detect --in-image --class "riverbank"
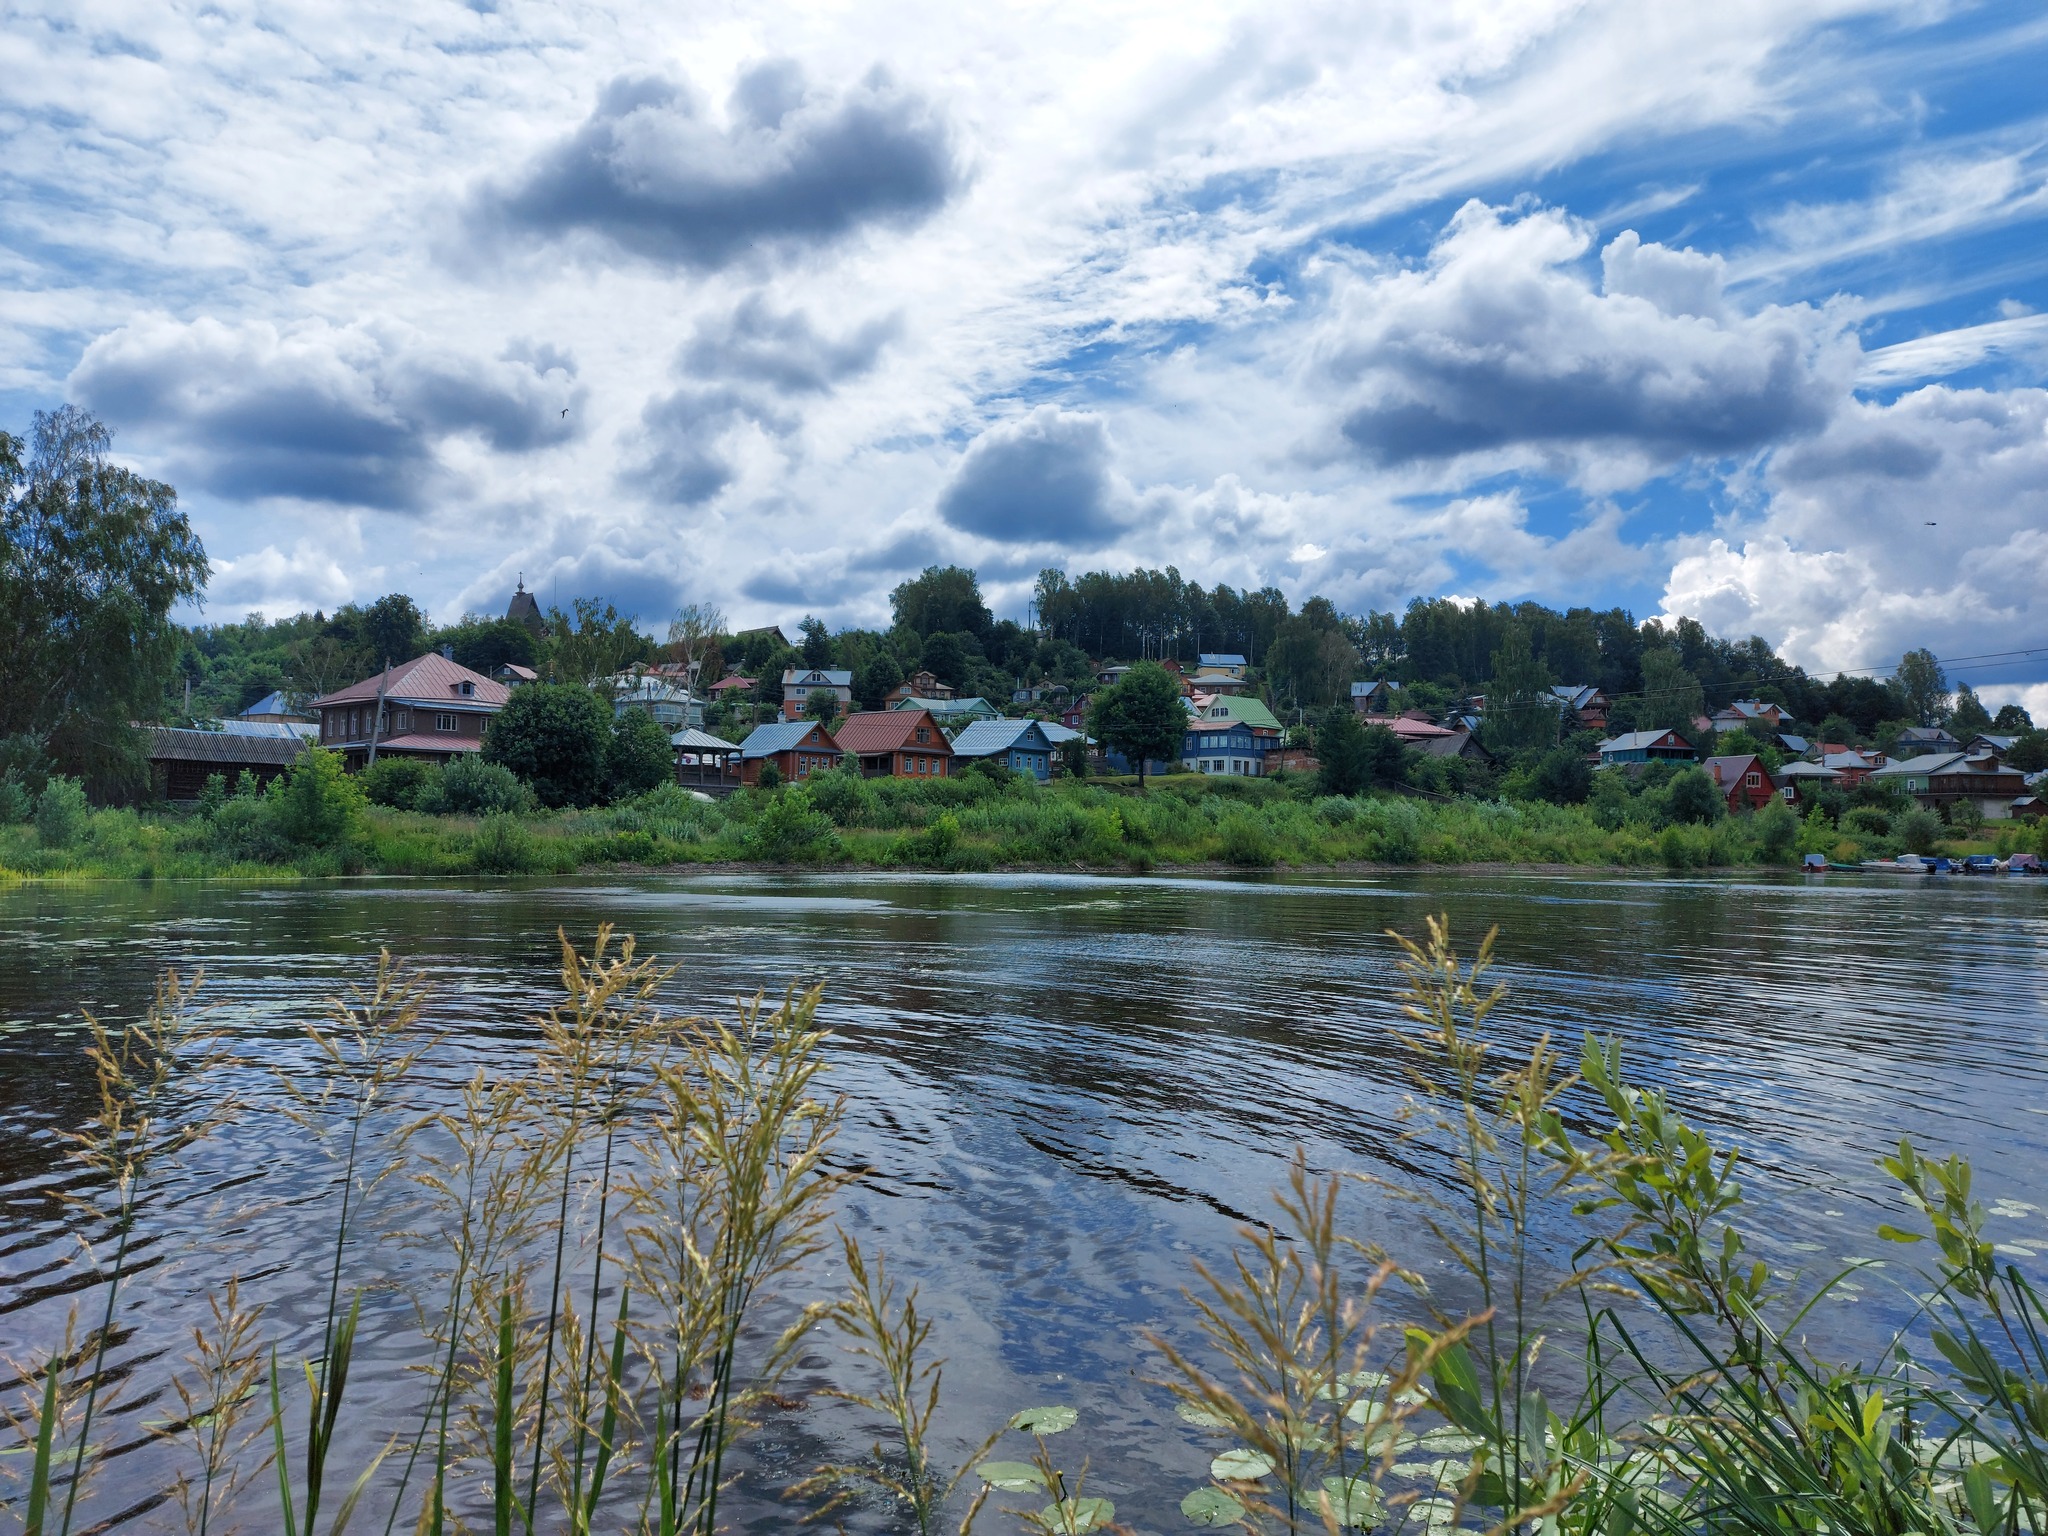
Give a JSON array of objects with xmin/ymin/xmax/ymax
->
[{"xmin": 3, "ymin": 770, "xmax": 2028, "ymax": 881}]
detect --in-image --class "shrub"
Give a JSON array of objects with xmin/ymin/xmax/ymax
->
[
  {"xmin": 1896, "ymin": 805, "xmax": 1942, "ymax": 854},
  {"xmin": 482, "ymin": 684, "xmax": 609, "ymax": 807},
  {"xmin": 1844, "ymin": 805, "xmax": 1892, "ymax": 838},
  {"xmin": 746, "ymin": 785, "xmax": 840, "ymax": 862},
  {"xmin": 896, "ymin": 810, "xmax": 961, "ymax": 866},
  {"xmin": 1364, "ymin": 797, "xmax": 1423, "ymax": 863},
  {"xmin": 470, "ymin": 812, "xmax": 542, "ymax": 874},
  {"xmin": 362, "ymin": 756, "xmax": 442, "ymax": 811},
  {"xmin": 1530, "ymin": 748, "xmax": 1591, "ymax": 806},
  {"xmin": 758, "ymin": 761, "xmax": 783, "ymax": 790},
  {"xmin": 435, "ymin": 755, "xmax": 531, "ymax": 816},
  {"xmin": 197, "ymin": 773, "xmax": 229, "ymax": 818},
  {"xmin": 605, "ymin": 708, "xmax": 675, "ymax": 802},
  {"xmin": 1660, "ymin": 822, "xmax": 1710, "ymax": 868},
  {"xmin": 34, "ymin": 775, "xmax": 90, "ymax": 848},
  {"xmin": 0, "ymin": 775, "xmax": 34, "ymax": 824},
  {"xmin": 1313, "ymin": 795, "xmax": 1358, "ymax": 825},
  {"xmin": 1753, "ymin": 797, "xmax": 1799, "ymax": 861},
  {"xmin": 270, "ymin": 747, "xmax": 365, "ymax": 847},
  {"xmin": 1217, "ymin": 812, "xmax": 1276, "ymax": 867},
  {"xmin": 807, "ymin": 764, "xmax": 879, "ymax": 828},
  {"xmin": 1664, "ymin": 768, "xmax": 1725, "ymax": 825}
]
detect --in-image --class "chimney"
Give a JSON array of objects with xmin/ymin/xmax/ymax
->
[{"xmin": 441, "ymin": 644, "xmax": 454, "ymax": 660}]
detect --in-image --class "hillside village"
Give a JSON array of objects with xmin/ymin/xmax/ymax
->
[{"xmin": 146, "ymin": 564, "xmax": 2048, "ymax": 833}]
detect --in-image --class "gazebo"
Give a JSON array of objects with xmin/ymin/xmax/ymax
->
[{"xmin": 670, "ymin": 727, "xmax": 741, "ymax": 792}]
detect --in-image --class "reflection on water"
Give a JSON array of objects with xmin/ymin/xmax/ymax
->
[{"xmin": 3, "ymin": 870, "xmax": 2046, "ymax": 1530}]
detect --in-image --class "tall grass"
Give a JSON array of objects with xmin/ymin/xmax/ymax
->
[{"xmin": 7, "ymin": 920, "xmax": 2046, "ymax": 1535}]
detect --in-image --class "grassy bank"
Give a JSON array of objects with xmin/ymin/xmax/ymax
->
[{"xmin": 3, "ymin": 766, "xmax": 2035, "ymax": 881}]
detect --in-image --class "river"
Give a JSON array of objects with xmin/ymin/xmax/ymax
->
[{"xmin": 2, "ymin": 870, "xmax": 2045, "ymax": 1531}]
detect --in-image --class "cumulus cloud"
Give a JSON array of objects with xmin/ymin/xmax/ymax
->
[
  {"xmin": 71, "ymin": 317, "xmax": 580, "ymax": 510},
  {"xmin": 1322, "ymin": 202, "xmax": 1856, "ymax": 472},
  {"xmin": 937, "ymin": 406, "xmax": 1129, "ymax": 546},
  {"xmin": 1661, "ymin": 385, "xmax": 2048, "ymax": 672},
  {"xmin": 626, "ymin": 299, "xmax": 897, "ymax": 505},
  {"xmin": 467, "ymin": 63, "xmax": 958, "ymax": 269}
]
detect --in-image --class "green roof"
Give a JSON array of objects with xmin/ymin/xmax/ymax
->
[{"xmin": 1191, "ymin": 695, "xmax": 1281, "ymax": 730}]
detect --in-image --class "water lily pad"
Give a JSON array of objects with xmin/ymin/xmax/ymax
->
[
  {"xmin": 1321, "ymin": 1476, "xmax": 1384, "ymax": 1529},
  {"xmin": 977, "ymin": 1460, "xmax": 1047, "ymax": 1491},
  {"xmin": 1010, "ymin": 1405, "xmax": 1079, "ymax": 1435},
  {"xmin": 1417, "ymin": 1428, "xmax": 1483, "ymax": 1453},
  {"xmin": 1211, "ymin": 1448, "xmax": 1276, "ymax": 1481},
  {"xmin": 1177, "ymin": 1400, "xmax": 1233, "ymax": 1429},
  {"xmin": 1181, "ymin": 1486, "xmax": 1247, "ymax": 1526},
  {"xmin": 1040, "ymin": 1495, "xmax": 1116, "ymax": 1531}
]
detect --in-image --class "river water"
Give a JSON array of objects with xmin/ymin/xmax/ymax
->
[{"xmin": 2, "ymin": 870, "xmax": 2045, "ymax": 1532}]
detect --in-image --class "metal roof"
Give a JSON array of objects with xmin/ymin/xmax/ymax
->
[
  {"xmin": 218, "ymin": 719, "xmax": 319, "ymax": 740},
  {"xmin": 311, "ymin": 654, "xmax": 509, "ymax": 710},
  {"xmin": 834, "ymin": 710, "xmax": 947, "ymax": 756},
  {"xmin": 1599, "ymin": 729, "xmax": 1690, "ymax": 752},
  {"xmin": 239, "ymin": 690, "xmax": 301, "ymax": 718},
  {"xmin": 669, "ymin": 728, "xmax": 740, "ymax": 752},
  {"xmin": 738, "ymin": 721, "xmax": 837, "ymax": 759},
  {"xmin": 145, "ymin": 727, "xmax": 309, "ymax": 766},
  {"xmin": 1197, "ymin": 652, "xmax": 1247, "ymax": 667},
  {"xmin": 951, "ymin": 718, "xmax": 1052, "ymax": 757}
]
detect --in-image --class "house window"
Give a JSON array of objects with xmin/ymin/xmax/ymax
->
[
  {"xmin": 1745, "ymin": 773, "xmax": 1760, "ymax": 788},
  {"xmin": 436, "ymin": 713, "xmax": 456, "ymax": 732},
  {"xmin": 916, "ymin": 728, "xmax": 931, "ymax": 743}
]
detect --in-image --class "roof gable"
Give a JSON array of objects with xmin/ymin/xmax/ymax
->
[
  {"xmin": 834, "ymin": 709, "xmax": 949, "ymax": 756},
  {"xmin": 952, "ymin": 718, "xmax": 1051, "ymax": 756},
  {"xmin": 739, "ymin": 720, "xmax": 839, "ymax": 758}
]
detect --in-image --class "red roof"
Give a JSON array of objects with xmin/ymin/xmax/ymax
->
[
  {"xmin": 1702, "ymin": 754, "xmax": 1769, "ymax": 785},
  {"xmin": 708, "ymin": 675, "xmax": 756, "ymax": 693},
  {"xmin": 833, "ymin": 709, "xmax": 951, "ymax": 757},
  {"xmin": 363, "ymin": 733, "xmax": 485, "ymax": 754},
  {"xmin": 1359, "ymin": 714, "xmax": 1456, "ymax": 740},
  {"xmin": 313, "ymin": 654, "xmax": 509, "ymax": 710}
]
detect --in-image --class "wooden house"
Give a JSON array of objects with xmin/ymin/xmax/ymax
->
[
  {"xmin": 310, "ymin": 653, "xmax": 509, "ymax": 771},
  {"xmin": 832, "ymin": 709, "xmax": 954, "ymax": 779},
  {"xmin": 1702, "ymin": 754, "xmax": 1777, "ymax": 812},
  {"xmin": 735, "ymin": 720, "xmax": 842, "ymax": 785}
]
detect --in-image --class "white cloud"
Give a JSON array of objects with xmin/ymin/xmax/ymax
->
[{"xmin": 1661, "ymin": 385, "xmax": 2048, "ymax": 672}]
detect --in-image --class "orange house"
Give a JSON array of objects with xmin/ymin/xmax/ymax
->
[{"xmin": 831, "ymin": 708, "xmax": 955, "ymax": 779}]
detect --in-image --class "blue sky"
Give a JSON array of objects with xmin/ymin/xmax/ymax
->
[{"xmin": 5, "ymin": 1, "xmax": 2047, "ymax": 705}]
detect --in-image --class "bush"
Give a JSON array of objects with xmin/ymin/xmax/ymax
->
[
  {"xmin": 1530, "ymin": 748, "xmax": 1591, "ymax": 806},
  {"xmin": 757, "ymin": 761, "xmax": 783, "ymax": 790},
  {"xmin": 1217, "ymin": 812, "xmax": 1277, "ymax": 867},
  {"xmin": 808, "ymin": 764, "xmax": 879, "ymax": 828},
  {"xmin": 1664, "ymin": 768, "xmax": 1725, "ymax": 826},
  {"xmin": 270, "ymin": 747, "xmax": 365, "ymax": 847},
  {"xmin": 1753, "ymin": 797, "xmax": 1799, "ymax": 861},
  {"xmin": 34, "ymin": 776, "xmax": 90, "ymax": 847},
  {"xmin": 1844, "ymin": 805, "xmax": 1892, "ymax": 839},
  {"xmin": 435, "ymin": 755, "xmax": 531, "ymax": 816},
  {"xmin": 1660, "ymin": 822, "xmax": 1711, "ymax": 869},
  {"xmin": 0, "ymin": 775, "xmax": 34, "ymax": 824},
  {"xmin": 197, "ymin": 773, "xmax": 229, "ymax": 818},
  {"xmin": 1313, "ymin": 795, "xmax": 1359, "ymax": 825},
  {"xmin": 1896, "ymin": 806, "xmax": 1942, "ymax": 854},
  {"xmin": 746, "ymin": 785, "xmax": 840, "ymax": 862},
  {"xmin": 470, "ymin": 811, "xmax": 541, "ymax": 874},
  {"xmin": 362, "ymin": 756, "xmax": 442, "ymax": 811},
  {"xmin": 605, "ymin": 709, "xmax": 675, "ymax": 802},
  {"xmin": 482, "ymin": 684, "xmax": 609, "ymax": 807}
]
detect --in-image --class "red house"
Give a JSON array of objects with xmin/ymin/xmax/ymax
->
[
  {"xmin": 1702, "ymin": 754, "xmax": 1776, "ymax": 813},
  {"xmin": 832, "ymin": 708, "xmax": 954, "ymax": 779}
]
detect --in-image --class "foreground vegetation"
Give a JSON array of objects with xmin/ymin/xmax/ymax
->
[{"xmin": 7, "ymin": 919, "xmax": 2048, "ymax": 1536}]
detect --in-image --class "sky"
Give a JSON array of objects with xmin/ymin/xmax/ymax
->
[{"xmin": 6, "ymin": 0, "xmax": 2048, "ymax": 707}]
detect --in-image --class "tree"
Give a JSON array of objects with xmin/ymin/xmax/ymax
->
[
  {"xmin": 270, "ymin": 746, "xmax": 366, "ymax": 846},
  {"xmin": 919, "ymin": 632, "xmax": 972, "ymax": 693},
  {"xmin": 606, "ymin": 707, "xmax": 675, "ymax": 801},
  {"xmin": 549, "ymin": 599, "xmax": 654, "ymax": 690},
  {"xmin": 1267, "ymin": 616, "xmax": 1358, "ymax": 710},
  {"xmin": 853, "ymin": 653, "xmax": 902, "ymax": 711},
  {"xmin": 1948, "ymin": 683, "xmax": 1993, "ymax": 739},
  {"xmin": 1315, "ymin": 707, "xmax": 1372, "ymax": 796},
  {"xmin": 438, "ymin": 616, "xmax": 538, "ymax": 675},
  {"xmin": 1892, "ymin": 647, "xmax": 1948, "ymax": 726},
  {"xmin": 1639, "ymin": 647, "xmax": 1705, "ymax": 740},
  {"xmin": 1665, "ymin": 768, "xmax": 1725, "ymax": 825},
  {"xmin": 1992, "ymin": 702, "xmax": 2035, "ymax": 734},
  {"xmin": 799, "ymin": 615, "xmax": 834, "ymax": 668},
  {"xmin": 1531, "ymin": 747, "xmax": 1591, "ymax": 805},
  {"xmin": 803, "ymin": 689, "xmax": 843, "ymax": 732},
  {"xmin": 0, "ymin": 406, "xmax": 208, "ymax": 796},
  {"xmin": 890, "ymin": 565, "xmax": 991, "ymax": 639},
  {"xmin": 1482, "ymin": 623, "xmax": 1555, "ymax": 759},
  {"xmin": 482, "ymin": 683, "xmax": 610, "ymax": 807},
  {"xmin": 356, "ymin": 594, "xmax": 430, "ymax": 668},
  {"xmin": 666, "ymin": 601, "xmax": 726, "ymax": 679},
  {"xmin": 1088, "ymin": 662, "xmax": 1186, "ymax": 787}
]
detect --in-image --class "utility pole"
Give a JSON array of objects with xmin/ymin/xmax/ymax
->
[{"xmin": 366, "ymin": 659, "xmax": 391, "ymax": 767}]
